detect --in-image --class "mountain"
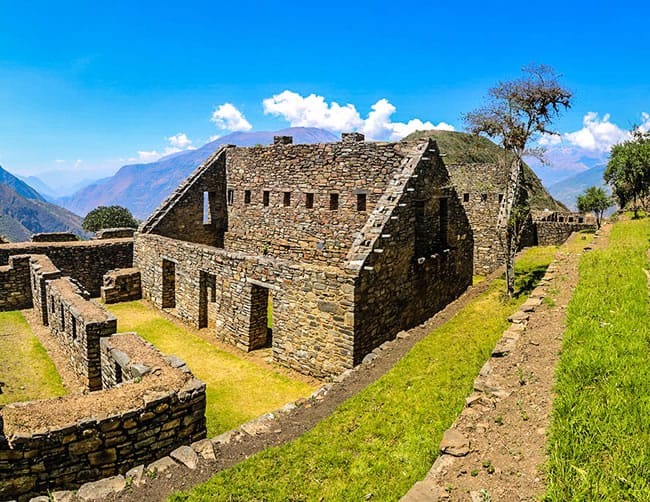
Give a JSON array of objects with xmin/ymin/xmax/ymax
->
[
  {"xmin": 0, "ymin": 165, "xmax": 46, "ymax": 202},
  {"xmin": 18, "ymin": 175, "xmax": 58, "ymax": 200},
  {"xmin": 547, "ymin": 164, "xmax": 608, "ymax": 210},
  {"xmin": 58, "ymin": 127, "xmax": 339, "ymax": 219},
  {"xmin": 403, "ymin": 130, "xmax": 568, "ymax": 211},
  {"xmin": 0, "ymin": 182, "xmax": 86, "ymax": 242}
]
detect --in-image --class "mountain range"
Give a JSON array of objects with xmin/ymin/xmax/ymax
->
[
  {"xmin": 0, "ymin": 165, "xmax": 86, "ymax": 242},
  {"xmin": 546, "ymin": 164, "xmax": 608, "ymax": 211},
  {"xmin": 57, "ymin": 127, "xmax": 339, "ymax": 219}
]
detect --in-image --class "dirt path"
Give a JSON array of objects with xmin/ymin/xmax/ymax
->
[{"xmin": 404, "ymin": 226, "xmax": 609, "ymax": 501}]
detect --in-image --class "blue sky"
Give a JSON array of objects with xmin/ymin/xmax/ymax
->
[{"xmin": 1, "ymin": 0, "xmax": 649, "ymax": 189}]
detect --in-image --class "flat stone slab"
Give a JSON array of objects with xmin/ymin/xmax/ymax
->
[
  {"xmin": 509, "ymin": 310, "xmax": 530, "ymax": 323},
  {"xmin": 440, "ymin": 429, "xmax": 470, "ymax": 457},
  {"xmin": 126, "ymin": 464, "xmax": 145, "ymax": 488},
  {"xmin": 29, "ymin": 497, "xmax": 50, "ymax": 502},
  {"xmin": 147, "ymin": 456, "xmax": 177, "ymax": 474},
  {"xmin": 192, "ymin": 438, "xmax": 217, "ymax": 461},
  {"xmin": 400, "ymin": 479, "xmax": 444, "ymax": 501},
  {"xmin": 51, "ymin": 492, "xmax": 75, "ymax": 502},
  {"xmin": 76, "ymin": 475, "xmax": 126, "ymax": 501},
  {"xmin": 170, "ymin": 445, "xmax": 199, "ymax": 469}
]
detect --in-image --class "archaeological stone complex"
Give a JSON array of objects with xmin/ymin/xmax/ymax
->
[{"xmin": 0, "ymin": 133, "xmax": 594, "ymax": 498}]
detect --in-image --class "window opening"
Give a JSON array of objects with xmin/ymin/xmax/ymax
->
[
  {"xmin": 463, "ymin": 193, "xmax": 470, "ymax": 203},
  {"xmin": 263, "ymin": 191, "xmax": 270, "ymax": 207},
  {"xmin": 244, "ymin": 190, "xmax": 251, "ymax": 204},
  {"xmin": 227, "ymin": 189, "xmax": 235, "ymax": 206},
  {"xmin": 357, "ymin": 193, "xmax": 367, "ymax": 211},
  {"xmin": 330, "ymin": 193, "xmax": 339, "ymax": 210},
  {"xmin": 283, "ymin": 192, "xmax": 291, "ymax": 207},
  {"xmin": 305, "ymin": 192, "xmax": 314, "ymax": 209}
]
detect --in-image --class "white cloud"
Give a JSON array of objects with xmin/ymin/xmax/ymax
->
[
  {"xmin": 211, "ymin": 103, "xmax": 252, "ymax": 132},
  {"xmin": 167, "ymin": 133, "xmax": 192, "ymax": 149},
  {"xmin": 74, "ymin": 159, "xmax": 82, "ymax": 168},
  {"xmin": 262, "ymin": 90, "xmax": 454, "ymax": 141},
  {"xmin": 563, "ymin": 112, "xmax": 630, "ymax": 152},
  {"xmin": 54, "ymin": 159, "xmax": 65, "ymax": 164},
  {"xmin": 136, "ymin": 132, "xmax": 195, "ymax": 163}
]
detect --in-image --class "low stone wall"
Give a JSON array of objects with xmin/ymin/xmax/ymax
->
[
  {"xmin": 95, "ymin": 228, "xmax": 136, "ymax": 240},
  {"xmin": 31, "ymin": 232, "xmax": 79, "ymax": 242},
  {"xmin": 0, "ymin": 255, "xmax": 32, "ymax": 311},
  {"xmin": 0, "ymin": 333, "xmax": 206, "ymax": 500},
  {"xmin": 101, "ymin": 268, "xmax": 142, "ymax": 304},
  {"xmin": 29, "ymin": 254, "xmax": 62, "ymax": 325},
  {"xmin": 0, "ymin": 238, "xmax": 133, "ymax": 296},
  {"xmin": 46, "ymin": 276, "xmax": 117, "ymax": 391},
  {"xmin": 535, "ymin": 221, "xmax": 595, "ymax": 246}
]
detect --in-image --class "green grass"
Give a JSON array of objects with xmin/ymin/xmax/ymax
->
[
  {"xmin": 546, "ymin": 217, "xmax": 650, "ymax": 500},
  {"xmin": 106, "ymin": 301, "xmax": 315, "ymax": 436},
  {"xmin": 0, "ymin": 311, "xmax": 65, "ymax": 405},
  {"xmin": 170, "ymin": 246, "xmax": 556, "ymax": 501}
]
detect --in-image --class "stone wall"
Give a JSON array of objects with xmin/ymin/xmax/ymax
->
[
  {"xmin": 94, "ymin": 228, "xmax": 136, "ymax": 240},
  {"xmin": 0, "ymin": 255, "xmax": 32, "ymax": 311},
  {"xmin": 348, "ymin": 140, "xmax": 474, "ymax": 362},
  {"xmin": 29, "ymin": 254, "xmax": 61, "ymax": 325},
  {"xmin": 135, "ymin": 233, "xmax": 356, "ymax": 377},
  {"xmin": 45, "ymin": 276, "xmax": 117, "ymax": 391},
  {"xmin": 101, "ymin": 268, "xmax": 142, "ymax": 304},
  {"xmin": 0, "ymin": 333, "xmax": 206, "ymax": 500},
  {"xmin": 31, "ymin": 232, "xmax": 79, "ymax": 242},
  {"xmin": 535, "ymin": 221, "xmax": 595, "ymax": 246},
  {"xmin": 0, "ymin": 238, "xmax": 133, "ymax": 296}
]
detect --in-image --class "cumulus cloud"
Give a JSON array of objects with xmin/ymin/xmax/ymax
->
[
  {"xmin": 211, "ymin": 103, "xmax": 252, "ymax": 132},
  {"xmin": 563, "ymin": 112, "xmax": 630, "ymax": 152},
  {"xmin": 263, "ymin": 90, "xmax": 454, "ymax": 141},
  {"xmin": 136, "ymin": 132, "xmax": 195, "ymax": 163}
]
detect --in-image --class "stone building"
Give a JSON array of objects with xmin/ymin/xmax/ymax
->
[{"xmin": 135, "ymin": 134, "xmax": 474, "ymax": 377}]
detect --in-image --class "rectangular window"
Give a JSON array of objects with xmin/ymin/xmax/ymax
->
[
  {"xmin": 227, "ymin": 189, "xmax": 235, "ymax": 206},
  {"xmin": 283, "ymin": 191, "xmax": 291, "ymax": 207},
  {"xmin": 330, "ymin": 193, "xmax": 339, "ymax": 210},
  {"xmin": 357, "ymin": 193, "xmax": 367, "ymax": 212},
  {"xmin": 72, "ymin": 319, "xmax": 77, "ymax": 340},
  {"xmin": 244, "ymin": 190, "xmax": 251, "ymax": 204},
  {"xmin": 263, "ymin": 190, "xmax": 270, "ymax": 207},
  {"xmin": 305, "ymin": 192, "xmax": 314, "ymax": 209},
  {"xmin": 463, "ymin": 193, "xmax": 470, "ymax": 203},
  {"xmin": 498, "ymin": 193, "xmax": 504, "ymax": 203},
  {"xmin": 480, "ymin": 193, "xmax": 487, "ymax": 202}
]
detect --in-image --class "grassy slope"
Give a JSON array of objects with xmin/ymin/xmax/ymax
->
[
  {"xmin": 546, "ymin": 218, "xmax": 650, "ymax": 499},
  {"xmin": 404, "ymin": 130, "xmax": 567, "ymax": 211},
  {"xmin": 0, "ymin": 311, "xmax": 66, "ymax": 405},
  {"xmin": 106, "ymin": 301, "xmax": 315, "ymax": 436},
  {"xmin": 171, "ymin": 246, "xmax": 557, "ymax": 501}
]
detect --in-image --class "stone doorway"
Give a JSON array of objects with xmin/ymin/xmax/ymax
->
[
  {"xmin": 199, "ymin": 271, "xmax": 217, "ymax": 329},
  {"xmin": 249, "ymin": 284, "xmax": 272, "ymax": 350},
  {"xmin": 161, "ymin": 259, "xmax": 176, "ymax": 308}
]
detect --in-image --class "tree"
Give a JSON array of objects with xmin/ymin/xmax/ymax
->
[
  {"xmin": 82, "ymin": 205, "xmax": 138, "ymax": 233},
  {"xmin": 464, "ymin": 64, "xmax": 572, "ymax": 296},
  {"xmin": 576, "ymin": 186, "xmax": 611, "ymax": 229},
  {"xmin": 604, "ymin": 129, "xmax": 650, "ymax": 218}
]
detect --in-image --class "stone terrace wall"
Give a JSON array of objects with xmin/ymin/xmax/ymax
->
[
  {"xmin": 222, "ymin": 137, "xmax": 408, "ymax": 265},
  {"xmin": 0, "ymin": 255, "xmax": 32, "ymax": 311},
  {"xmin": 46, "ymin": 277, "xmax": 117, "ymax": 391},
  {"xmin": 101, "ymin": 268, "xmax": 142, "ymax": 304},
  {"xmin": 94, "ymin": 228, "xmax": 136, "ymax": 240},
  {"xmin": 135, "ymin": 233, "xmax": 356, "ymax": 376},
  {"xmin": 348, "ymin": 140, "xmax": 474, "ymax": 362},
  {"xmin": 0, "ymin": 238, "xmax": 133, "ymax": 296},
  {"xmin": 0, "ymin": 333, "xmax": 206, "ymax": 500},
  {"xmin": 535, "ymin": 221, "xmax": 595, "ymax": 246}
]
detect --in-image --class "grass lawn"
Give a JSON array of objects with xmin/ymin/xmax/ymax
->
[
  {"xmin": 546, "ymin": 218, "xmax": 650, "ymax": 500},
  {"xmin": 0, "ymin": 311, "xmax": 65, "ymax": 406},
  {"xmin": 170, "ymin": 246, "xmax": 557, "ymax": 501},
  {"xmin": 106, "ymin": 301, "xmax": 316, "ymax": 436}
]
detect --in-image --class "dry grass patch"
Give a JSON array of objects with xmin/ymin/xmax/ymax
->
[
  {"xmin": 106, "ymin": 301, "xmax": 317, "ymax": 436},
  {"xmin": 0, "ymin": 311, "xmax": 65, "ymax": 406}
]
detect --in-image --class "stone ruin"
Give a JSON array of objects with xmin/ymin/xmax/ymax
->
[{"xmin": 0, "ymin": 134, "xmax": 595, "ymax": 498}]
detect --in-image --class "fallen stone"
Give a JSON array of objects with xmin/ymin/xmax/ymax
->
[
  {"xmin": 362, "ymin": 352, "xmax": 377, "ymax": 364},
  {"xmin": 509, "ymin": 310, "xmax": 530, "ymax": 323},
  {"xmin": 147, "ymin": 456, "xmax": 177, "ymax": 475},
  {"xmin": 170, "ymin": 445, "xmax": 199, "ymax": 469},
  {"xmin": 29, "ymin": 497, "xmax": 50, "ymax": 502},
  {"xmin": 396, "ymin": 330, "xmax": 410, "ymax": 339},
  {"xmin": 212, "ymin": 429, "xmax": 237, "ymax": 445},
  {"xmin": 241, "ymin": 418, "xmax": 273, "ymax": 436},
  {"xmin": 126, "ymin": 464, "xmax": 145, "ymax": 487},
  {"xmin": 51, "ymin": 491, "xmax": 75, "ymax": 502},
  {"xmin": 281, "ymin": 402, "xmax": 297, "ymax": 413},
  {"xmin": 76, "ymin": 475, "xmax": 126, "ymax": 501},
  {"xmin": 192, "ymin": 438, "xmax": 217, "ymax": 461},
  {"xmin": 333, "ymin": 369, "xmax": 353, "ymax": 383},
  {"xmin": 400, "ymin": 479, "xmax": 445, "ymax": 501},
  {"xmin": 439, "ymin": 429, "xmax": 470, "ymax": 457}
]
